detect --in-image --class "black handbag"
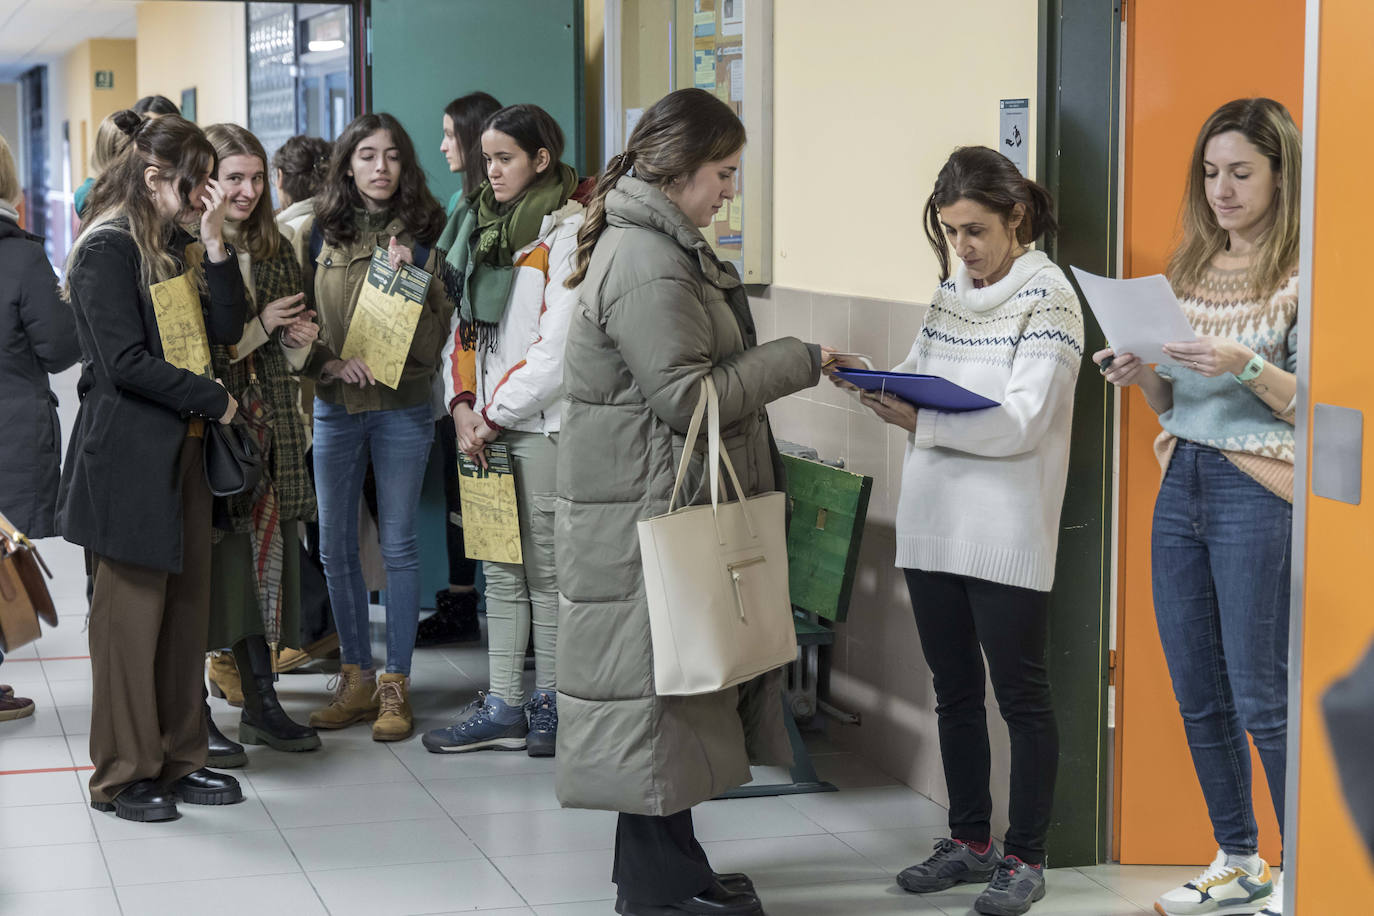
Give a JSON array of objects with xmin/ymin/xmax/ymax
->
[{"xmin": 203, "ymin": 417, "xmax": 263, "ymax": 497}]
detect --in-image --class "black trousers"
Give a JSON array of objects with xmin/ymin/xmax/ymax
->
[
  {"xmin": 436, "ymin": 417, "xmax": 477, "ymax": 587},
  {"xmin": 904, "ymin": 568, "xmax": 1059, "ymax": 865},
  {"xmin": 613, "ymin": 810, "xmax": 714, "ymax": 905}
]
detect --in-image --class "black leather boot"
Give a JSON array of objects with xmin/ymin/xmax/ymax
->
[
  {"xmin": 167, "ymin": 768, "xmax": 244, "ymax": 805},
  {"xmin": 206, "ymin": 689, "xmax": 247, "ymax": 768},
  {"xmin": 614, "ymin": 881, "xmax": 764, "ymax": 916},
  {"xmin": 414, "ymin": 589, "xmax": 481, "ymax": 647},
  {"xmin": 92, "ymin": 779, "xmax": 179, "ymax": 822},
  {"xmin": 234, "ymin": 635, "xmax": 322, "ymax": 752}
]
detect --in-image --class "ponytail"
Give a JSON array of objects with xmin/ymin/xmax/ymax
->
[
  {"xmin": 923, "ymin": 146, "xmax": 1057, "ymax": 282},
  {"xmin": 565, "ymin": 150, "xmax": 636, "ymax": 288}
]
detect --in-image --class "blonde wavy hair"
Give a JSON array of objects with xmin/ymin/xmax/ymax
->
[
  {"xmin": 1167, "ymin": 98, "xmax": 1301, "ymax": 299},
  {"xmin": 204, "ymin": 123, "xmax": 279, "ymax": 261},
  {"xmin": 89, "ymin": 114, "xmax": 129, "ymax": 179},
  {"xmin": 0, "ymin": 132, "xmax": 19, "ymax": 205}
]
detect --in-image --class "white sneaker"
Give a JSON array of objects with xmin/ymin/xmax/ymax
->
[
  {"xmin": 1256, "ymin": 873, "xmax": 1282, "ymax": 915},
  {"xmin": 1153, "ymin": 849, "xmax": 1273, "ymax": 916}
]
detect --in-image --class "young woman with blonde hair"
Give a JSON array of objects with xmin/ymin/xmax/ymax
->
[
  {"xmin": 59, "ymin": 110, "xmax": 247, "ymax": 821},
  {"xmin": 200, "ymin": 122, "xmax": 322, "ymax": 764},
  {"xmin": 1095, "ymin": 97, "xmax": 1300, "ymax": 916},
  {"xmin": 74, "ymin": 114, "xmax": 130, "ymax": 218}
]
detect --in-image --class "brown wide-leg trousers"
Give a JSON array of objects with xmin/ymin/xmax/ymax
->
[{"xmin": 88, "ymin": 436, "xmax": 212, "ymax": 804}]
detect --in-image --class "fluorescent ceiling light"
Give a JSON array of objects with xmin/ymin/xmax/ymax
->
[{"xmin": 308, "ymin": 39, "xmax": 345, "ymax": 52}]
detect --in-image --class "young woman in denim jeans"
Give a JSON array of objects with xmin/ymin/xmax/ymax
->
[
  {"xmin": 1095, "ymin": 98, "xmax": 1300, "ymax": 916},
  {"xmin": 298, "ymin": 113, "xmax": 450, "ymax": 742}
]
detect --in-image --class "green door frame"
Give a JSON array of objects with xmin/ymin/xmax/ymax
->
[{"xmin": 1037, "ymin": 0, "xmax": 1122, "ymax": 867}]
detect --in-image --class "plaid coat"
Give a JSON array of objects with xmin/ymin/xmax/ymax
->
[{"xmin": 210, "ymin": 232, "xmax": 316, "ymax": 529}]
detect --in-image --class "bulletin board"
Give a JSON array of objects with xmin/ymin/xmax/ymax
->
[{"xmin": 605, "ymin": 0, "xmax": 773, "ymax": 283}]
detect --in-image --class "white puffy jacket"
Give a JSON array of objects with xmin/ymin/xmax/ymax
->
[{"xmin": 440, "ymin": 200, "xmax": 584, "ymax": 434}]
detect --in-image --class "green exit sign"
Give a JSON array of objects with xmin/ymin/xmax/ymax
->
[{"xmin": 94, "ymin": 71, "xmax": 114, "ymax": 90}]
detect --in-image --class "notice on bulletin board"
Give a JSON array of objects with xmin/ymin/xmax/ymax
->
[{"xmin": 1000, "ymin": 98, "xmax": 1030, "ymax": 177}]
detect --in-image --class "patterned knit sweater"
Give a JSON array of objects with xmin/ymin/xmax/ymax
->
[
  {"xmin": 892, "ymin": 250, "xmax": 1085, "ymax": 592},
  {"xmin": 1154, "ymin": 266, "xmax": 1299, "ymax": 501}
]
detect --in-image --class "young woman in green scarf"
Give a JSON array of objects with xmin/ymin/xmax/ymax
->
[{"xmin": 427, "ymin": 104, "xmax": 590, "ymax": 757}]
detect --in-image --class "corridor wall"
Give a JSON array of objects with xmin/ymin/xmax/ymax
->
[{"xmin": 135, "ymin": 1, "xmax": 248, "ymax": 127}]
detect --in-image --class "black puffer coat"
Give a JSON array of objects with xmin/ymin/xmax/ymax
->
[{"xmin": 0, "ymin": 215, "xmax": 80, "ymax": 537}]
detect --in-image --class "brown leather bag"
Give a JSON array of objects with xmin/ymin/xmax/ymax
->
[{"xmin": 0, "ymin": 511, "xmax": 57, "ymax": 653}]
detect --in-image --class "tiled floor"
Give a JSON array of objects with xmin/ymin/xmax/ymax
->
[{"xmin": 0, "ymin": 535, "xmax": 1204, "ymax": 916}]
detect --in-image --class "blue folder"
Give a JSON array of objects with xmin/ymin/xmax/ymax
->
[{"xmin": 833, "ymin": 368, "xmax": 1000, "ymax": 412}]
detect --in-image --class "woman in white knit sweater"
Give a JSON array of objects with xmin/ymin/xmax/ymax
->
[{"xmin": 827, "ymin": 146, "xmax": 1084, "ymax": 916}]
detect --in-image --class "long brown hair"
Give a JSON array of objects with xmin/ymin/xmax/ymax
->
[
  {"xmin": 314, "ymin": 112, "xmax": 444, "ymax": 248},
  {"xmin": 445, "ymin": 92, "xmax": 502, "ymax": 196},
  {"xmin": 65, "ymin": 110, "xmax": 216, "ymax": 296},
  {"xmin": 205, "ymin": 123, "xmax": 279, "ymax": 261},
  {"xmin": 922, "ymin": 146, "xmax": 1057, "ymax": 283},
  {"xmin": 272, "ymin": 135, "xmax": 333, "ymax": 205},
  {"xmin": 1167, "ymin": 98, "xmax": 1300, "ymax": 299},
  {"xmin": 566, "ymin": 88, "xmax": 746, "ymax": 288}
]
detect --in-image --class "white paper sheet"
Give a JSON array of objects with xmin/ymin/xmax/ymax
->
[{"xmin": 1070, "ymin": 267, "xmax": 1198, "ymax": 367}]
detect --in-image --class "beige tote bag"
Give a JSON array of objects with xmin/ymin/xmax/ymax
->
[{"xmin": 637, "ymin": 376, "xmax": 798, "ymax": 696}]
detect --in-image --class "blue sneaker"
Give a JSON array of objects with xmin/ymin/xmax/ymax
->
[
  {"xmin": 525, "ymin": 691, "xmax": 557, "ymax": 758},
  {"xmin": 421, "ymin": 693, "xmax": 528, "ymax": 753}
]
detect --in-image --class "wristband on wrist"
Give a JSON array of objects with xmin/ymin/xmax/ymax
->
[{"xmin": 1234, "ymin": 354, "xmax": 1266, "ymax": 383}]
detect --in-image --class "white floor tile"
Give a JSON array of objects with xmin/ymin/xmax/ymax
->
[
  {"xmin": 920, "ymin": 866, "xmax": 1147, "ymax": 915},
  {"xmin": 491, "ymin": 848, "xmax": 615, "ymax": 906},
  {"xmin": 55, "ymin": 704, "xmax": 91, "ymax": 736},
  {"xmin": 811, "ymin": 752, "xmax": 902, "ymax": 789},
  {"xmin": 65, "ymin": 732, "xmax": 93, "ymax": 767},
  {"xmin": 692, "ymin": 796, "xmax": 827, "ymax": 842},
  {"xmin": 0, "ymin": 769, "xmax": 87, "ymax": 807},
  {"xmin": 0, "ymin": 735, "xmax": 75, "ymax": 772},
  {"xmin": 393, "ymin": 740, "xmax": 558, "ymax": 781},
  {"xmin": 32, "ymin": 622, "xmax": 93, "ymax": 659},
  {"xmin": 257, "ymin": 780, "xmax": 447, "ymax": 829},
  {"xmin": 0, "ymin": 842, "xmax": 109, "ymax": 893},
  {"xmin": 782, "ymin": 785, "xmax": 949, "ymax": 833},
  {"xmin": 90, "ymin": 794, "xmax": 276, "ymax": 842},
  {"xmin": 308, "ymin": 859, "xmax": 525, "ymax": 916},
  {"xmin": 0, "ymin": 700, "xmax": 66, "ymax": 739},
  {"xmin": 101, "ymin": 828, "xmax": 300, "ymax": 886},
  {"xmin": 39, "ymin": 656, "xmax": 95, "ymax": 681},
  {"xmin": 0, "ymin": 886, "xmax": 121, "ymax": 915},
  {"xmin": 533, "ymin": 903, "xmax": 617, "ymax": 916},
  {"xmin": 701, "ymin": 833, "xmax": 887, "ymax": 889},
  {"xmin": 426, "ymin": 772, "xmax": 564, "ymax": 818},
  {"xmin": 833, "ymin": 826, "xmax": 946, "ymax": 875},
  {"xmin": 282, "ymin": 816, "xmax": 481, "ymax": 870},
  {"xmin": 46, "ymin": 677, "xmax": 93, "ymax": 707},
  {"xmin": 0, "ymin": 801, "xmax": 96, "ymax": 848},
  {"xmin": 456, "ymin": 806, "xmax": 618, "ymax": 857},
  {"xmin": 1077, "ymin": 863, "xmax": 1202, "ymax": 912},
  {"xmin": 749, "ymin": 876, "xmax": 945, "ymax": 915},
  {"xmin": 0, "ymin": 665, "xmax": 55, "ymax": 705},
  {"xmin": 241, "ymin": 743, "xmax": 417, "ymax": 792},
  {"xmin": 116, "ymin": 873, "xmax": 328, "ymax": 916}
]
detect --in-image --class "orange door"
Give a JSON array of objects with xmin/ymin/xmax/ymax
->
[
  {"xmin": 1115, "ymin": 0, "xmax": 1304, "ymax": 865},
  {"xmin": 1291, "ymin": 0, "xmax": 1374, "ymax": 909}
]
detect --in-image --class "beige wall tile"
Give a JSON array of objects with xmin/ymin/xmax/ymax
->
[
  {"xmin": 889, "ymin": 302, "xmax": 927, "ymax": 367},
  {"xmin": 848, "ymin": 297, "xmax": 892, "ymax": 370},
  {"xmin": 747, "ymin": 288, "xmax": 777, "ymax": 344},
  {"xmin": 773, "ymin": 287, "xmax": 813, "ymax": 346}
]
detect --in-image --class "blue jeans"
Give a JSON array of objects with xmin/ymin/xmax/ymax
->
[
  {"xmin": 313, "ymin": 399, "xmax": 433, "ymax": 675},
  {"xmin": 1152, "ymin": 440, "xmax": 1291, "ymax": 855}
]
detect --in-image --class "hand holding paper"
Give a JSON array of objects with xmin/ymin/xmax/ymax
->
[{"xmin": 1070, "ymin": 267, "xmax": 1197, "ymax": 366}]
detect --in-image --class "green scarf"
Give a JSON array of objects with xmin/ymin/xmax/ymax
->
[
  {"xmin": 436, "ymin": 162, "xmax": 578, "ymax": 349},
  {"xmin": 354, "ymin": 206, "xmax": 393, "ymax": 235}
]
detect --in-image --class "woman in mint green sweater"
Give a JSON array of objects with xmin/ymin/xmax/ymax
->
[{"xmin": 1095, "ymin": 98, "xmax": 1299, "ymax": 916}]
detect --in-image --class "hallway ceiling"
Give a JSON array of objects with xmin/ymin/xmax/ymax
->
[{"xmin": 0, "ymin": 0, "xmax": 139, "ymax": 81}]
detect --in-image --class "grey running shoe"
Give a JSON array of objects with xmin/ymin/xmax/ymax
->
[
  {"xmin": 974, "ymin": 855, "xmax": 1046, "ymax": 916},
  {"xmin": 897, "ymin": 837, "xmax": 1001, "ymax": 893}
]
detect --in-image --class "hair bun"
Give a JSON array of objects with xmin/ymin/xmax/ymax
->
[{"xmin": 111, "ymin": 109, "xmax": 145, "ymax": 138}]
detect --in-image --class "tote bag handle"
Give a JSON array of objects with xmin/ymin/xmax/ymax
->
[{"xmin": 666, "ymin": 376, "xmax": 756, "ymax": 543}]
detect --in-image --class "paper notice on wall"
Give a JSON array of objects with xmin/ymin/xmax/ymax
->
[
  {"xmin": 729, "ymin": 197, "xmax": 742, "ymax": 232},
  {"xmin": 694, "ymin": 10, "xmax": 715, "ymax": 37},
  {"xmin": 729, "ymin": 58, "xmax": 744, "ymax": 101},
  {"xmin": 999, "ymin": 98, "xmax": 1030, "ymax": 177},
  {"xmin": 694, "ymin": 50, "xmax": 716, "ymax": 89},
  {"xmin": 721, "ymin": 0, "xmax": 744, "ymax": 35},
  {"xmin": 149, "ymin": 270, "xmax": 212, "ymax": 378},
  {"xmin": 339, "ymin": 248, "xmax": 430, "ymax": 389}
]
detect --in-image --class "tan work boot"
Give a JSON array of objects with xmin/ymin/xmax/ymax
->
[
  {"xmin": 274, "ymin": 633, "xmax": 341, "ymax": 673},
  {"xmin": 207, "ymin": 652, "xmax": 243, "ymax": 707},
  {"xmin": 308, "ymin": 664, "xmax": 379, "ymax": 729},
  {"xmin": 371, "ymin": 673, "xmax": 413, "ymax": 742}
]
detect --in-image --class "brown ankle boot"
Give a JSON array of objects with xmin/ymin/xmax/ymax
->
[
  {"xmin": 371, "ymin": 673, "xmax": 412, "ymax": 742},
  {"xmin": 308, "ymin": 664, "xmax": 378, "ymax": 729},
  {"xmin": 207, "ymin": 652, "xmax": 243, "ymax": 707}
]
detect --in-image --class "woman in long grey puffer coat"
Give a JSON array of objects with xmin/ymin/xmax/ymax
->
[{"xmin": 555, "ymin": 89, "xmax": 821, "ymax": 916}]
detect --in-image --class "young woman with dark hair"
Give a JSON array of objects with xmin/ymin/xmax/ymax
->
[
  {"xmin": 273, "ymin": 135, "xmax": 334, "ymax": 257},
  {"xmin": 827, "ymin": 145, "xmax": 1083, "ymax": 915},
  {"xmin": 199, "ymin": 122, "xmax": 322, "ymax": 766},
  {"xmin": 299, "ymin": 112, "xmax": 451, "ymax": 743},
  {"xmin": 132, "ymin": 94, "xmax": 180, "ymax": 117},
  {"xmin": 414, "ymin": 90, "xmax": 503, "ymax": 650},
  {"xmin": 1096, "ymin": 98, "xmax": 1299, "ymax": 916},
  {"xmin": 58, "ymin": 110, "xmax": 248, "ymax": 822},
  {"xmin": 423, "ymin": 103, "xmax": 589, "ymax": 756},
  {"xmin": 553, "ymin": 88, "xmax": 822, "ymax": 916}
]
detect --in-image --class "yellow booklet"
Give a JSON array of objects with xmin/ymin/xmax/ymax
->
[
  {"xmin": 457, "ymin": 442, "xmax": 522, "ymax": 565},
  {"xmin": 339, "ymin": 248, "xmax": 430, "ymax": 389},
  {"xmin": 149, "ymin": 269, "xmax": 212, "ymax": 378}
]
